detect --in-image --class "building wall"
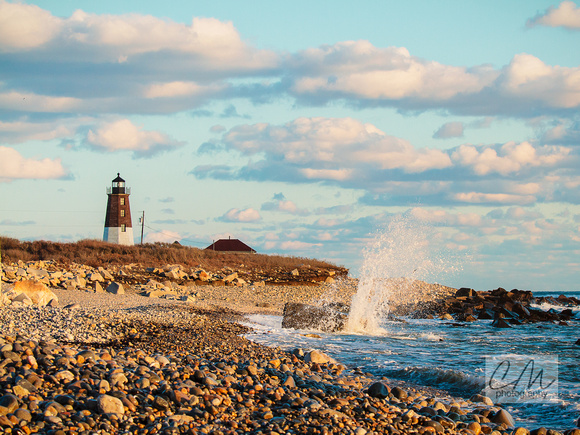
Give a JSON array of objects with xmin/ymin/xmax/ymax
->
[
  {"xmin": 103, "ymin": 226, "xmax": 134, "ymax": 246},
  {"xmin": 104, "ymin": 194, "xmax": 132, "ymax": 228}
]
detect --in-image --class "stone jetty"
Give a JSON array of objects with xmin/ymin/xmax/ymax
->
[{"xmin": 401, "ymin": 287, "xmax": 580, "ymax": 326}]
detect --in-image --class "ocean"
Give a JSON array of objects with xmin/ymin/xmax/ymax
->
[
  {"xmin": 243, "ymin": 216, "xmax": 580, "ymax": 430},
  {"xmin": 243, "ymin": 290, "xmax": 580, "ymax": 430}
]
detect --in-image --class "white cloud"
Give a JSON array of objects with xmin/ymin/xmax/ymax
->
[
  {"xmin": 0, "ymin": 119, "xmax": 76, "ymax": 144},
  {"xmin": 0, "ymin": 146, "xmax": 66, "ymax": 181},
  {"xmin": 501, "ymin": 54, "xmax": 580, "ymax": 108},
  {"xmin": 144, "ymin": 81, "xmax": 225, "ymax": 99},
  {"xmin": 527, "ymin": 1, "xmax": 580, "ymax": 30},
  {"xmin": 85, "ymin": 119, "xmax": 184, "ymax": 157},
  {"xmin": 451, "ymin": 141, "xmax": 569, "ymax": 175},
  {"xmin": 0, "ymin": 3, "xmax": 277, "ymax": 69},
  {"xmin": 409, "ymin": 208, "xmax": 482, "ymax": 227},
  {"xmin": 0, "ymin": 1, "xmax": 62, "ymax": 51},
  {"xmin": 223, "ymin": 117, "xmax": 452, "ymax": 176},
  {"xmin": 195, "ymin": 117, "xmax": 580, "ymax": 207},
  {"xmin": 287, "ymin": 41, "xmax": 580, "ymax": 115},
  {"xmin": 280, "ymin": 240, "xmax": 322, "ymax": 250},
  {"xmin": 289, "ymin": 41, "xmax": 496, "ymax": 100},
  {"xmin": 261, "ymin": 197, "xmax": 309, "ymax": 215},
  {"xmin": 220, "ymin": 208, "xmax": 261, "ymax": 222},
  {"xmin": 453, "ymin": 192, "xmax": 536, "ymax": 205},
  {"xmin": 433, "ymin": 122, "xmax": 464, "ymax": 139}
]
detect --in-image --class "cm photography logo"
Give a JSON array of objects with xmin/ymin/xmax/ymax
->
[{"xmin": 484, "ymin": 355, "xmax": 558, "ymax": 404}]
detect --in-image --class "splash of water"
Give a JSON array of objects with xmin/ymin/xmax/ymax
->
[{"xmin": 346, "ymin": 214, "xmax": 460, "ymax": 334}]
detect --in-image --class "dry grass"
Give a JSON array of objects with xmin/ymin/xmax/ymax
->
[{"xmin": 0, "ymin": 237, "xmax": 347, "ymax": 275}]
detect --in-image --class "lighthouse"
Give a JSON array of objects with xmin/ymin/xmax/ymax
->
[{"xmin": 103, "ymin": 173, "xmax": 134, "ymax": 245}]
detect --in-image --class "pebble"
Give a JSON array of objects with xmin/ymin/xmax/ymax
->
[{"xmin": 0, "ymin": 283, "xmax": 569, "ymax": 435}]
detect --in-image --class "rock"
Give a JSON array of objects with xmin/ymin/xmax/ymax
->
[
  {"xmin": 87, "ymin": 272, "xmax": 104, "ymax": 282},
  {"xmin": 0, "ymin": 394, "xmax": 19, "ymax": 414},
  {"xmin": 367, "ymin": 381, "xmax": 390, "ymax": 399},
  {"xmin": 470, "ymin": 394, "xmax": 493, "ymax": 406},
  {"xmin": 97, "ymin": 394, "xmax": 125, "ymax": 415},
  {"xmin": 283, "ymin": 376, "xmax": 296, "ymax": 388},
  {"xmin": 11, "ymin": 280, "xmax": 58, "ymax": 307},
  {"xmin": 153, "ymin": 396, "xmax": 170, "ymax": 411},
  {"xmin": 224, "ymin": 272, "xmax": 238, "ymax": 283},
  {"xmin": 456, "ymin": 288, "xmax": 476, "ymax": 297},
  {"xmin": 492, "ymin": 315, "xmax": 512, "ymax": 328},
  {"xmin": 304, "ymin": 350, "xmax": 334, "ymax": 364},
  {"xmin": 106, "ymin": 282, "xmax": 124, "ymax": 294},
  {"xmin": 167, "ymin": 415, "xmax": 194, "ymax": 425},
  {"xmin": 513, "ymin": 428, "xmax": 530, "ymax": 435},
  {"xmin": 94, "ymin": 282, "xmax": 105, "ymax": 293},
  {"xmin": 282, "ymin": 302, "xmax": 347, "ymax": 332},
  {"xmin": 492, "ymin": 409, "xmax": 515, "ymax": 427},
  {"xmin": 391, "ymin": 386, "xmax": 408, "ymax": 400},
  {"xmin": 291, "ymin": 269, "xmax": 299, "ymax": 276}
]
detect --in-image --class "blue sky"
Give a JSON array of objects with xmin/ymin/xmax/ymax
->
[{"xmin": 1, "ymin": 0, "xmax": 580, "ymax": 291}]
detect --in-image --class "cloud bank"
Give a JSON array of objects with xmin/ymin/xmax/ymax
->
[{"xmin": 192, "ymin": 117, "xmax": 577, "ymax": 206}]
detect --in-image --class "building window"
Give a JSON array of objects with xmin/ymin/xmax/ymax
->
[
  {"xmin": 120, "ymin": 210, "xmax": 125, "ymax": 217},
  {"xmin": 120, "ymin": 197, "xmax": 125, "ymax": 205},
  {"xmin": 121, "ymin": 224, "xmax": 126, "ymax": 232}
]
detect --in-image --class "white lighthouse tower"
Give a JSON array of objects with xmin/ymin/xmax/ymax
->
[{"xmin": 103, "ymin": 173, "xmax": 134, "ymax": 245}]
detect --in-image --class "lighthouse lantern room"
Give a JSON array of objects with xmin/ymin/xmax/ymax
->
[{"xmin": 103, "ymin": 173, "xmax": 134, "ymax": 245}]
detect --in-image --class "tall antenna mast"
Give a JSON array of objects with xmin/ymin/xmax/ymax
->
[{"xmin": 140, "ymin": 211, "xmax": 145, "ymax": 245}]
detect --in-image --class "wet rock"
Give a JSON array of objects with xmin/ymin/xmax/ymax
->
[
  {"xmin": 391, "ymin": 386, "xmax": 408, "ymax": 400},
  {"xmin": 456, "ymin": 288, "xmax": 476, "ymax": 297},
  {"xmin": 282, "ymin": 302, "xmax": 347, "ymax": 332},
  {"xmin": 470, "ymin": 394, "xmax": 493, "ymax": 406},
  {"xmin": 492, "ymin": 315, "xmax": 512, "ymax": 328},
  {"xmin": 492, "ymin": 409, "xmax": 515, "ymax": 427},
  {"xmin": 367, "ymin": 381, "xmax": 390, "ymax": 399},
  {"xmin": 304, "ymin": 349, "xmax": 334, "ymax": 364}
]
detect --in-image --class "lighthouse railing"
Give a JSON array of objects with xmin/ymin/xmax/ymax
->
[{"xmin": 106, "ymin": 187, "xmax": 131, "ymax": 194}]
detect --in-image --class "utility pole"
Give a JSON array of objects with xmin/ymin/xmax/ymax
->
[{"xmin": 140, "ymin": 211, "xmax": 145, "ymax": 245}]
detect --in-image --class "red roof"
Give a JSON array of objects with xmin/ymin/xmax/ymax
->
[{"xmin": 205, "ymin": 238, "xmax": 256, "ymax": 253}]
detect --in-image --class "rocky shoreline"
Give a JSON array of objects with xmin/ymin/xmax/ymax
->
[
  {"xmin": 2, "ymin": 290, "xmax": 569, "ymax": 435},
  {"xmin": 2, "ymin": 261, "xmax": 580, "ymax": 434}
]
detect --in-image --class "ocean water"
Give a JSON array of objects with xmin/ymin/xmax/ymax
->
[
  {"xmin": 244, "ymin": 217, "xmax": 580, "ymax": 430},
  {"xmin": 243, "ymin": 294, "xmax": 580, "ymax": 430}
]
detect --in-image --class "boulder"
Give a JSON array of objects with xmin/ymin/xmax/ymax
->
[
  {"xmin": 492, "ymin": 317, "xmax": 511, "ymax": 328},
  {"xmin": 106, "ymin": 282, "xmax": 125, "ymax": 295},
  {"xmin": 367, "ymin": 382, "xmax": 390, "ymax": 399},
  {"xmin": 9, "ymin": 281, "xmax": 58, "ymax": 307},
  {"xmin": 304, "ymin": 350, "xmax": 334, "ymax": 364},
  {"xmin": 491, "ymin": 409, "xmax": 515, "ymax": 427},
  {"xmin": 455, "ymin": 288, "xmax": 476, "ymax": 297},
  {"xmin": 282, "ymin": 302, "xmax": 347, "ymax": 332}
]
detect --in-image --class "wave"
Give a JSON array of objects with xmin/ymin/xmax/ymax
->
[{"xmin": 378, "ymin": 365, "xmax": 485, "ymax": 396}]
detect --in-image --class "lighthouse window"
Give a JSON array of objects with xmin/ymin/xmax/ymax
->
[
  {"xmin": 120, "ymin": 198, "xmax": 125, "ymax": 205},
  {"xmin": 121, "ymin": 224, "xmax": 126, "ymax": 232},
  {"xmin": 120, "ymin": 210, "xmax": 125, "ymax": 217}
]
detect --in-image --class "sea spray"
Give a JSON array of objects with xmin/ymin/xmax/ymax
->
[{"xmin": 346, "ymin": 214, "xmax": 460, "ymax": 333}]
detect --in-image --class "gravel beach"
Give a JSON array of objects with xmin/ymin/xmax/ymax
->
[{"xmin": 0, "ymin": 283, "xmax": 570, "ymax": 435}]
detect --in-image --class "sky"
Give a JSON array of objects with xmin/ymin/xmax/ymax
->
[{"xmin": 1, "ymin": 0, "xmax": 580, "ymax": 291}]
